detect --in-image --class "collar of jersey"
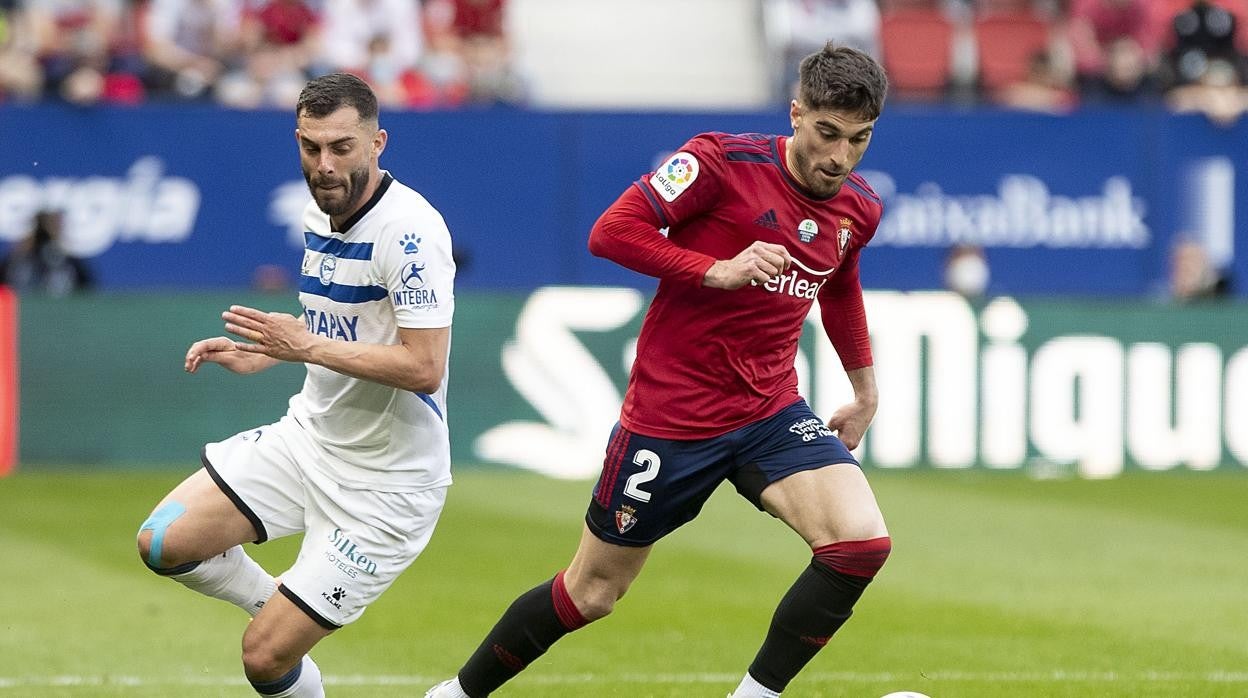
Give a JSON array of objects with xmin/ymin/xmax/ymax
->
[{"xmin": 332, "ymin": 171, "xmax": 394, "ymax": 233}]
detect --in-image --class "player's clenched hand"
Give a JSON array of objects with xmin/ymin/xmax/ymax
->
[
  {"xmin": 185, "ymin": 336, "xmax": 273, "ymax": 374},
  {"xmin": 223, "ymin": 305, "xmax": 316, "ymax": 363},
  {"xmin": 703, "ymin": 241, "xmax": 792, "ymax": 290},
  {"xmin": 826, "ymin": 398, "xmax": 877, "ymax": 451}
]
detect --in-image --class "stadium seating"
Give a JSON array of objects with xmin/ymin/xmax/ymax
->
[
  {"xmin": 972, "ymin": 10, "xmax": 1054, "ymax": 92},
  {"xmin": 880, "ymin": 7, "xmax": 956, "ymax": 99}
]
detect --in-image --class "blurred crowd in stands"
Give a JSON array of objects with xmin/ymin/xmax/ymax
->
[
  {"xmin": 0, "ymin": 0, "xmax": 520, "ymax": 107},
  {"xmin": 0, "ymin": 0, "xmax": 1246, "ymax": 123},
  {"xmin": 768, "ymin": 0, "xmax": 1248, "ymax": 123}
]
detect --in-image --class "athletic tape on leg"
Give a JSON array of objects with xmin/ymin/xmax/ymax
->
[{"xmin": 139, "ymin": 502, "xmax": 187, "ymax": 567}]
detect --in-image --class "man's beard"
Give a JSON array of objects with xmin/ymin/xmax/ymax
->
[
  {"xmin": 305, "ymin": 166, "xmax": 370, "ymax": 217},
  {"xmin": 791, "ymin": 148, "xmax": 840, "ymax": 198}
]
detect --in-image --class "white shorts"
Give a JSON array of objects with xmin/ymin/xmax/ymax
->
[{"xmin": 202, "ymin": 415, "xmax": 447, "ymax": 628}]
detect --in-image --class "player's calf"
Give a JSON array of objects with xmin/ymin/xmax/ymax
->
[
  {"xmin": 740, "ymin": 536, "xmax": 892, "ymax": 695},
  {"xmin": 452, "ymin": 570, "xmax": 590, "ymax": 697}
]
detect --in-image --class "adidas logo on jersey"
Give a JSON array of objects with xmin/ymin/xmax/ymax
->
[{"xmin": 753, "ymin": 209, "xmax": 780, "ymax": 231}]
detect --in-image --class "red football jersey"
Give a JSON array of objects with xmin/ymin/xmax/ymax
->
[{"xmin": 588, "ymin": 132, "xmax": 883, "ymax": 439}]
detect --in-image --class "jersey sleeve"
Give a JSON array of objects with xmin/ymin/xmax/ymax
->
[
  {"xmin": 586, "ymin": 134, "xmax": 726, "ymax": 284},
  {"xmin": 818, "ymin": 194, "xmax": 883, "ymax": 370},
  {"xmin": 373, "ymin": 210, "xmax": 455, "ymax": 330},
  {"xmin": 635, "ymin": 133, "xmax": 726, "ymax": 228},
  {"xmin": 587, "ymin": 186, "xmax": 718, "ymax": 284},
  {"xmin": 818, "ymin": 244, "xmax": 872, "ymax": 371}
]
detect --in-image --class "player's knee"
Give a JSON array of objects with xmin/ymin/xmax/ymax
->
[
  {"xmin": 575, "ymin": 594, "xmax": 615, "ymax": 621},
  {"xmin": 569, "ymin": 576, "xmax": 630, "ymax": 621},
  {"xmin": 812, "ymin": 536, "xmax": 892, "ymax": 580},
  {"xmin": 136, "ymin": 502, "xmax": 198, "ymax": 571},
  {"xmin": 136, "ymin": 531, "xmax": 202, "ymax": 574},
  {"xmin": 240, "ymin": 633, "xmax": 301, "ymax": 682},
  {"xmin": 135, "ymin": 530, "xmax": 157, "ymax": 565}
]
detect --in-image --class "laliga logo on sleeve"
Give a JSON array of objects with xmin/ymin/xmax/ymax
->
[{"xmin": 649, "ymin": 152, "xmax": 699, "ymax": 203}]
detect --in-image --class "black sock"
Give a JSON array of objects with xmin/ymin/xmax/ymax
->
[
  {"xmin": 458, "ymin": 572, "xmax": 587, "ymax": 697},
  {"xmin": 747, "ymin": 537, "xmax": 890, "ymax": 692}
]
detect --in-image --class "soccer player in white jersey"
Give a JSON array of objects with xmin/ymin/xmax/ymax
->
[{"xmin": 135, "ymin": 73, "xmax": 456, "ymax": 698}]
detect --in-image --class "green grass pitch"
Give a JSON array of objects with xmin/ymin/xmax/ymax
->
[{"xmin": 1, "ymin": 467, "xmax": 1245, "ymax": 697}]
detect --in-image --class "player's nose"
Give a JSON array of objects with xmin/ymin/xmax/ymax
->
[
  {"xmin": 828, "ymin": 139, "xmax": 851, "ymax": 168},
  {"xmin": 317, "ymin": 151, "xmax": 335, "ymax": 174}
]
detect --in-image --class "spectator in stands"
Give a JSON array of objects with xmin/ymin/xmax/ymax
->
[
  {"xmin": 0, "ymin": 209, "xmax": 94, "ymax": 296},
  {"xmin": 1166, "ymin": 55, "xmax": 1248, "ymax": 124},
  {"xmin": 0, "ymin": 0, "xmax": 45, "ymax": 100},
  {"xmin": 225, "ymin": 0, "xmax": 320, "ymax": 108},
  {"xmin": 994, "ymin": 48, "xmax": 1080, "ymax": 113},
  {"xmin": 318, "ymin": 0, "xmax": 426, "ymax": 107},
  {"xmin": 1083, "ymin": 36, "xmax": 1164, "ymax": 103},
  {"xmin": 424, "ymin": 0, "xmax": 525, "ymax": 105},
  {"xmin": 1078, "ymin": 34, "xmax": 1163, "ymax": 103},
  {"xmin": 142, "ymin": 0, "xmax": 246, "ymax": 101},
  {"xmin": 763, "ymin": 0, "xmax": 881, "ymax": 101},
  {"xmin": 1068, "ymin": 0, "xmax": 1160, "ymax": 89},
  {"xmin": 1165, "ymin": 0, "xmax": 1248, "ymax": 87},
  {"xmin": 22, "ymin": 0, "xmax": 142, "ymax": 104}
]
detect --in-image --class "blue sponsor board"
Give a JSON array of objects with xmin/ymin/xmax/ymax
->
[{"xmin": 0, "ymin": 105, "xmax": 1243, "ymax": 296}]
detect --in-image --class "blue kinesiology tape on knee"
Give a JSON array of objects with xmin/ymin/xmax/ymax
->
[{"xmin": 139, "ymin": 501, "xmax": 187, "ymax": 568}]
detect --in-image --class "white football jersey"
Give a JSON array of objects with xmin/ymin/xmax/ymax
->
[{"xmin": 289, "ymin": 172, "xmax": 454, "ymax": 491}]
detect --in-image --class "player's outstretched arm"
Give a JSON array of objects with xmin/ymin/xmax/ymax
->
[
  {"xmin": 223, "ymin": 305, "xmax": 448, "ymax": 393},
  {"xmin": 185, "ymin": 336, "xmax": 281, "ymax": 375},
  {"xmin": 702, "ymin": 241, "xmax": 793, "ymax": 290},
  {"xmin": 825, "ymin": 365, "xmax": 878, "ymax": 450}
]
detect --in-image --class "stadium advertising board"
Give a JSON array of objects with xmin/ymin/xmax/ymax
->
[
  {"xmin": 15, "ymin": 291, "xmax": 1248, "ymax": 477},
  {"xmin": 472, "ymin": 288, "xmax": 1248, "ymax": 479},
  {"xmin": 0, "ymin": 106, "xmax": 1243, "ymax": 296}
]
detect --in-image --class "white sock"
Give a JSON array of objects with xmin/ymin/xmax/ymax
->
[
  {"xmin": 254, "ymin": 656, "xmax": 324, "ymax": 697},
  {"xmin": 171, "ymin": 545, "xmax": 277, "ymax": 616},
  {"xmin": 430, "ymin": 677, "xmax": 470, "ymax": 698},
  {"xmin": 731, "ymin": 672, "xmax": 781, "ymax": 698}
]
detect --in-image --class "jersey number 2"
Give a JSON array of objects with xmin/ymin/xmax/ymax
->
[{"xmin": 623, "ymin": 449, "xmax": 661, "ymax": 503}]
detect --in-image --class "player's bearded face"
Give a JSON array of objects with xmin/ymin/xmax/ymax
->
[
  {"xmin": 788, "ymin": 103, "xmax": 875, "ymax": 198},
  {"xmin": 296, "ymin": 107, "xmax": 385, "ymax": 218},
  {"xmin": 305, "ymin": 162, "xmax": 370, "ymax": 217}
]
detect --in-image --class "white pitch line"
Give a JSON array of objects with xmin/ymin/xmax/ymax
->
[{"xmin": 2, "ymin": 671, "xmax": 1247, "ymax": 688}]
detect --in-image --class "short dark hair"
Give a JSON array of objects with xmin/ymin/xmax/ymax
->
[
  {"xmin": 296, "ymin": 73, "xmax": 379, "ymax": 124},
  {"xmin": 797, "ymin": 43, "xmax": 888, "ymax": 120}
]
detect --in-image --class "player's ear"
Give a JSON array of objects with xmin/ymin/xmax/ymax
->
[
  {"xmin": 789, "ymin": 100, "xmax": 802, "ymax": 132},
  {"xmin": 374, "ymin": 129, "xmax": 388, "ymax": 157}
]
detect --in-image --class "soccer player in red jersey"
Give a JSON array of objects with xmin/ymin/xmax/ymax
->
[{"xmin": 428, "ymin": 43, "xmax": 890, "ymax": 698}]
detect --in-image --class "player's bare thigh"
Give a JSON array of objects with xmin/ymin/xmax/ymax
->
[
  {"xmin": 760, "ymin": 464, "xmax": 888, "ymax": 548},
  {"xmin": 563, "ymin": 523, "xmax": 652, "ymax": 620},
  {"xmin": 137, "ymin": 468, "xmax": 260, "ymax": 567},
  {"xmin": 241, "ymin": 589, "xmax": 335, "ymax": 680}
]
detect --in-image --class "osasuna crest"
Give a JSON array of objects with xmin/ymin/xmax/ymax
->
[
  {"xmin": 838, "ymin": 218, "xmax": 853, "ymax": 253},
  {"xmin": 797, "ymin": 219, "xmax": 818, "ymax": 243},
  {"xmin": 615, "ymin": 505, "xmax": 638, "ymax": 534}
]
